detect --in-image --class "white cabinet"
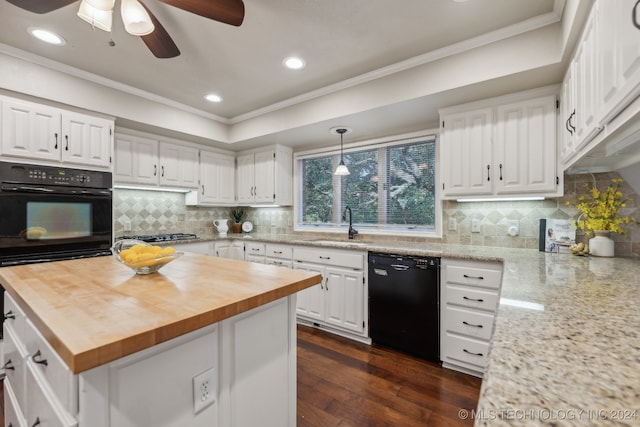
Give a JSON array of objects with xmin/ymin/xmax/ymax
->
[
  {"xmin": 265, "ymin": 244, "xmax": 294, "ymax": 269},
  {"xmin": 214, "ymin": 240, "xmax": 245, "ymax": 260},
  {"xmin": 236, "ymin": 145, "xmax": 292, "ymax": 206},
  {"xmin": 560, "ymin": 9, "xmax": 602, "ymax": 163},
  {"xmin": 1, "ymin": 96, "xmax": 112, "ymax": 169},
  {"xmin": 293, "ymin": 246, "xmax": 366, "ymax": 337},
  {"xmin": 3, "ymin": 292, "xmax": 78, "ymax": 427},
  {"xmin": 114, "ymin": 132, "xmax": 198, "ymax": 189},
  {"xmin": 494, "ymin": 95, "xmax": 557, "ymax": 194},
  {"xmin": 245, "ymin": 241, "xmax": 266, "ymax": 263},
  {"xmin": 440, "ymin": 258, "xmax": 503, "ymax": 377},
  {"xmin": 440, "ymin": 87, "xmax": 561, "ymax": 199},
  {"xmin": 170, "ymin": 241, "xmax": 212, "ymax": 255},
  {"xmin": 185, "ymin": 150, "xmax": 235, "ymax": 206},
  {"xmin": 440, "ymin": 107, "xmax": 493, "ymax": 197},
  {"xmin": 597, "ymin": 0, "xmax": 640, "ymax": 125}
]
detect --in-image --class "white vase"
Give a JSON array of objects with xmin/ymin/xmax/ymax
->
[
  {"xmin": 589, "ymin": 230, "xmax": 615, "ymax": 257},
  {"xmin": 213, "ymin": 218, "xmax": 229, "ymax": 236}
]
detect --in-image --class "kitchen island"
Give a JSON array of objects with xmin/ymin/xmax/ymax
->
[{"xmin": 0, "ymin": 252, "xmax": 321, "ymax": 427}]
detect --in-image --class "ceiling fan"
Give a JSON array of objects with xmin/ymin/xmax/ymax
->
[{"xmin": 7, "ymin": 0, "xmax": 245, "ymax": 58}]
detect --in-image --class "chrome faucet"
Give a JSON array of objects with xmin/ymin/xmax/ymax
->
[{"xmin": 342, "ymin": 206, "xmax": 358, "ymax": 240}]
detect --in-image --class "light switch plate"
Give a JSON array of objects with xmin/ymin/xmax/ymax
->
[
  {"xmin": 448, "ymin": 218, "xmax": 457, "ymax": 231},
  {"xmin": 471, "ymin": 219, "xmax": 481, "ymax": 233}
]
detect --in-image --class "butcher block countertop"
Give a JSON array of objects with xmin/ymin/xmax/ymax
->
[{"xmin": 0, "ymin": 253, "xmax": 321, "ymax": 374}]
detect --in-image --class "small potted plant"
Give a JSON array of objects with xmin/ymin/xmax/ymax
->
[{"xmin": 230, "ymin": 208, "xmax": 245, "ymax": 233}]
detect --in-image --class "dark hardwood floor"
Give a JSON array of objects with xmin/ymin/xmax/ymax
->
[
  {"xmin": 297, "ymin": 325, "xmax": 482, "ymax": 427},
  {"xmin": 0, "ymin": 325, "xmax": 481, "ymax": 426}
]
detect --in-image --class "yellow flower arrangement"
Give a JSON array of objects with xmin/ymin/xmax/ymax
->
[{"xmin": 566, "ymin": 178, "xmax": 636, "ymax": 236}]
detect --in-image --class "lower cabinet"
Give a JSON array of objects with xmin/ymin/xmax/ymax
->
[
  {"xmin": 440, "ymin": 258, "xmax": 503, "ymax": 377},
  {"xmin": 293, "ymin": 246, "xmax": 367, "ymax": 338},
  {"xmin": 213, "ymin": 240, "xmax": 245, "ymax": 260},
  {"xmin": 171, "ymin": 242, "xmax": 212, "ymax": 255}
]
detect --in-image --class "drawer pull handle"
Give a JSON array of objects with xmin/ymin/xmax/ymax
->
[
  {"xmin": 463, "ymin": 321, "xmax": 483, "ymax": 328},
  {"xmin": 319, "ymin": 256, "xmax": 331, "ymax": 260},
  {"xmin": 463, "ymin": 349, "xmax": 484, "ymax": 357},
  {"xmin": 4, "ymin": 310, "xmax": 16, "ymax": 320},
  {"xmin": 0, "ymin": 359, "xmax": 15, "ymax": 380},
  {"xmin": 251, "ymin": 248, "xmax": 260, "ymax": 251},
  {"xmin": 273, "ymin": 251, "xmax": 283, "ymax": 254},
  {"xmin": 32, "ymin": 418, "xmax": 41, "ymax": 427},
  {"xmin": 463, "ymin": 274, "xmax": 484, "ymax": 280},
  {"xmin": 32, "ymin": 350, "xmax": 48, "ymax": 366},
  {"xmin": 463, "ymin": 296, "xmax": 484, "ymax": 302}
]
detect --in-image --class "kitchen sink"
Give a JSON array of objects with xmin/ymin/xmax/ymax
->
[{"xmin": 304, "ymin": 239, "xmax": 370, "ymax": 247}]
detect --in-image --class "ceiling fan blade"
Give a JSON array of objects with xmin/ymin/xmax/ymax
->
[
  {"xmin": 139, "ymin": 1, "xmax": 181, "ymax": 58},
  {"xmin": 6, "ymin": 0, "xmax": 76, "ymax": 14},
  {"xmin": 158, "ymin": 0, "xmax": 244, "ymax": 26}
]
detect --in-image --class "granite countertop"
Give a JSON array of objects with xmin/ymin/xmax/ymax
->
[
  {"xmin": 0, "ymin": 253, "xmax": 320, "ymax": 373},
  {"xmin": 181, "ymin": 233, "xmax": 640, "ymax": 426}
]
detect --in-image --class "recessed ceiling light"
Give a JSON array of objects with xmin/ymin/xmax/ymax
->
[
  {"xmin": 28, "ymin": 27, "xmax": 66, "ymax": 45},
  {"xmin": 205, "ymin": 94, "xmax": 222, "ymax": 103},
  {"xmin": 283, "ymin": 56, "xmax": 306, "ymax": 70}
]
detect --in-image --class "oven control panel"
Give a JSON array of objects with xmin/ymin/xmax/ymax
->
[{"xmin": 0, "ymin": 161, "xmax": 112, "ymax": 188}]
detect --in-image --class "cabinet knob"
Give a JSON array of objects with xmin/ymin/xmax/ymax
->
[{"xmin": 32, "ymin": 350, "xmax": 48, "ymax": 366}]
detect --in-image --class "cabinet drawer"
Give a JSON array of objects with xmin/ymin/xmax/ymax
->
[
  {"xmin": 5, "ymin": 292, "xmax": 28, "ymax": 340},
  {"xmin": 445, "ymin": 263, "xmax": 502, "ymax": 289},
  {"xmin": 265, "ymin": 244, "xmax": 292, "ymax": 259},
  {"xmin": 245, "ymin": 242, "xmax": 266, "ymax": 256},
  {"xmin": 444, "ymin": 284, "xmax": 499, "ymax": 312},
  {"xmin": 293, "ymin": 247, "xmax": 364, "ymax": 270},
  {"xmin": 4, "ymin": 378, "xmax": 27, "ymax": 427},
  {"xmin": 443, "ymin": 332, "xmax": 490, "ymax": 369},
  {"xmin": 266, "ymin": 258, "xmax": 293, "ymax": 269},
  {"xmin": 4, "ymin": 326, "xmax": 27, "ymax": 413},
  {"xmin": 24, "ymin": 320, "xmax": 77, "ymax": 413},
  {"xmin": 445, "ymin": 306, "xmax": 495, "ymax": 341},
  {"xmin": 26, "ymin": 365, "xmax": 77, "ymax": 427}
]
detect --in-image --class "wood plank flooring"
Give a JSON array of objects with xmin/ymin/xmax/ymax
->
[
  {"xmin": 297, "ymin": 325, "xmax": 482, "ymax": 427},
  {"xmin": 0, "ymin": 325, "xmax": 481, "ymax": 426}
]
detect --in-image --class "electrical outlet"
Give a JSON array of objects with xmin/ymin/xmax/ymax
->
[
  {"xmin": 123, "ymin": 218, "xmax": 131, "ymax": 232},
  {"xmin": 448, "ymin": 218, "xmax": 457, "ymax": 231},
  {"xmin": 507, "ymin": 220, "xmax": 519, "ymax": 237},
  {"xmin": 471, "ymin": 219, "xmax": 481, "ymax": 233},
  {"xmin": 193, "ymin": 367, "xmax": 216, "ymax": 414}
]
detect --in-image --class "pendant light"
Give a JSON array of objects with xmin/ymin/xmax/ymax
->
[
  {"xmin": 77, "ymin": 0, "xmax": 114, "ymax": 32},
  {"xmin": 332, "ymin": 127, "xmax": 351, "ymax": 176}
]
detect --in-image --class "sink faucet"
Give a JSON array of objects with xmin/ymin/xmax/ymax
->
[{"xmin": 342, "ymin": 206, "xmax": 358, "ymax": 240}]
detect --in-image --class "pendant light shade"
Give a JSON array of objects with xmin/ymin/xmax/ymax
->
[
  {"xmin": 121, "ymin": 0, "xmax": 155, "ymax": 36},
  {"xmin": 85, "ymin": 0, "xmax": 115, "ymax": 11},
  {"xmin": 78, "ymin": 0, "xmax": 113, "ymax": 32},
  {"xmin": 332, "ymin": 127, "xmax": 351, "ymax": 176}
]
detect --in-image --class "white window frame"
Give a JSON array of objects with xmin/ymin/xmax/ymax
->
[{"xmin": 293, "ymin": 130, "xmax": 442, "ymax": 238}]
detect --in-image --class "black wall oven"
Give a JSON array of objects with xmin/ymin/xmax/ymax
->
[{"xmin": 0, "ymin": 161, "xmax": 113, "ymax": 267}]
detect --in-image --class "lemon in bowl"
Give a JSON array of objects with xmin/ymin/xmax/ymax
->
[{"xmin": 112, "ymin": 239, "xmax": 183, "ymax": 274}]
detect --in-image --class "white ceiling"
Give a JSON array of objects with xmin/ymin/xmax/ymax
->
[{"xmin": 0, "ymin": 0, "xmax": 580, "ymax": 150}]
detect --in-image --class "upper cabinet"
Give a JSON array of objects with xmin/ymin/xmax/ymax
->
[
  {"xmin": 440, "ymin": 87, "xmax": 560, "ymax": 200},
  {"xmin": 562, "ymin": 0, "xmax": 640, "ymax": 171},
  {"xmin": 236, "ymin": 145, "xmax": 293, "ymax": 206},
  {"xmin": 114, "ymin": 132, "xmax": 199, "ymax": 189},
  {"xmin": 185, "ymin": 149, "xmax": 236, "ymax": 206},
  {"xmin": 1, "ymin": 96, "xmax": 113, "ymax": 169}
]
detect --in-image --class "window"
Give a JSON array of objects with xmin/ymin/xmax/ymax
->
[{"xmin": 296, "ymin": 135, "xmax": 439, "ymax": 235}]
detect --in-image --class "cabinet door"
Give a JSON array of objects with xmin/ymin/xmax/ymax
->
[
  {"xmin": 494, "ymin": 95, "xmax": 556, "ymax": 194},
  {"xmin": 560, "ymin": 65, "xmax": 576, "ymax": 162},
  {"xmin": 236, "ymin": 154, "xmax": 255, "ymax": 204},
  {"xmin": 61, "ymin": 112, "xmax": 112, "ymax": 168},
  {"xmin": 324, "ymin": 267, "xmax": 365, "ymax": 334},
  {"xmin": 214, "ymin": 241, "xmax": 231, "ymax": 258},
  {"xmin": 440, "ymin": 108, "xmax": 493, "ymax": 197},
  {"xmin": 597, "ymin": 0, "xmax": 640, "ymax": 123},
  {"xmin": 572, "ymin": 11, "xmax": 599, "ymax": 150},
  {"xmin": 199, "ymin": 151, "xmax": 236, "ymax": 205},
  {"xmin": 1, "ymin": 98, "xmax": 61, "ymax": 162},
  {"xmin": 253, "ymin": 150, "xmax": 275, "ymax": 203},
  {"xmin": 159, "ymin": 142, "xmax": 198, "ymax": 188},
  {"xmin": 293, "ymin": 263, "xmax": 324, "ymax": 321}
]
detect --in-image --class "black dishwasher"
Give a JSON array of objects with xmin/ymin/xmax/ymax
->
[{"xmin": 368, "ymin": 252, "xmax": 440, "ymax": 362}]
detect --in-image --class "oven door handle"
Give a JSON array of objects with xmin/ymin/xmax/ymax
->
[{"xmin": 0, "ymin": 183, "xmax": 111, "ymax": 196}]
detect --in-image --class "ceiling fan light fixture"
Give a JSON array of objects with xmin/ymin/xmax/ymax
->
[
  {"xmin": 85, "ymin": 0, "xmax": 115, "ymax": 11},
  {"xmin": 121, "ymin": 0, "xmax": 155, "ymax": 36},
  {"xmin": 78, "ymin": 0, "xmax": 113, "ymax": 32}
]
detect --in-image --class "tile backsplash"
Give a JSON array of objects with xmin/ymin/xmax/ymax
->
[{"xmin": 114, "ymin": 172, "xmax": 640, "ymax": 257}]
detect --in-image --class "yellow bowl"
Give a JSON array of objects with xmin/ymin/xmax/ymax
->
[{"xmin": 112, "ymin": 239, "xmax": 183, "ymax": 275}]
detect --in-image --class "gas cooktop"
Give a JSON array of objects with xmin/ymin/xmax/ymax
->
[{"xmin": 117, "ymin": 233, "xmax": 198, "ymax": 243}]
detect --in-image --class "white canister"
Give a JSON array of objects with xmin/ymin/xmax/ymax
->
[
  {"xmin": 589, "ymin": 230, "xmax": 615, "ymax": 257},
  {"xmin": 213, "ymin": 219, "xmax": 229, "ymax": 236}
]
